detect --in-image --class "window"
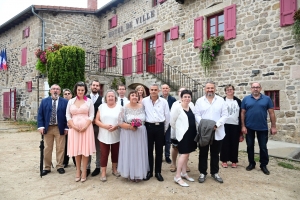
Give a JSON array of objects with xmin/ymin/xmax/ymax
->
[
  {"xmin": 108, "ymin": 15, "xmax": 117, "ymax": 29},
  {"xmin": 23, "ymin": 27, "xmax": 30, "ymax": 38},
  {"xmin": 107, "ymin": 48, "xmax": 112, "ymax": 67},
  {"xmin": 265, "ymin": 90, "xmax": 280, "ymax": 110},
  {"xmin": 280, "ymin": 0, "xmax": 297, "ymax": 27},
  {"xmin": 207, "ymin": 13, "xmax": 224, "ymax": 38},
  {"xmin": 21, "ymin": 47, "xmax": 27, "ymax": 66},
  {"xmin": 194, "ymin": 4, "xmax": 236, "ymax": 48},
  {"xmin": 165, "ymin": 30, "xmax": 170, "ymax": 42}
]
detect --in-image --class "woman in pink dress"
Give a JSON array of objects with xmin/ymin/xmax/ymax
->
[{"xmin": 66, "ymin": 81, "xmax": 96, "ymax": 182}]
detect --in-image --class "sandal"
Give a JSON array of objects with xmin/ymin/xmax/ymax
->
[
  {"xmin": 170, "ymin": 165, "xmax": 177, "ymax": 172},
  {"xmin": 232, "ymin": 163, "xmax": 237, "ymax": 168},
  {"xmin": 221, "ymin": 162, "xmax": 228, "ymax": 168},
  {"xmin": 112, "ymin": 171, "xmax": 121, "ymax": 177}
]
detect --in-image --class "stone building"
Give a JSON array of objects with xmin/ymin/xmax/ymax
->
[{"xmin": 0, "ymin": 0, "xmax": 299, "ymax": 143}]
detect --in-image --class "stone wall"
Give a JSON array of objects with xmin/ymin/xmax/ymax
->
[{"xmin": 96, "ymin": 0, "xmax": 300, "ymax": 143}]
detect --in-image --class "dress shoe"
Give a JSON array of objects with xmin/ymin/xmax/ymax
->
[
  {"xmin": 174, "ymin": 177, "xmax": 189, "ymax": 187},
  {"xmin": 91, "ymin": 168, "xmax": 100, "ymax": 177},
  {"xmin": 211, "ymin": 173, "xmax": 223, "ymax": 183},
  {"xmin": 57, "ymin": 168, "xmax": 65, "ymax": 174},
  {"xmin": 155, "ymin": 173, "xmax": 164, "ymax": 182},
  {"xmin": 246, "ymin": 164, "xmax": 256, "ymax": 171},
  {"xmin": 198, "ymin": 173, "xmax": 206, "ymax": 183},
  {"xmin": 63, "ymin": 163, "xmax": 68, "ymax": 168},
  {"xmin": 42, "ymin": 170, "xmax": 51, "ymax": 176},
  {"xmin": 86, "ymin": 169, "xmax": 91, "ymax": 177},
  {"xmin": 143, "ymin": 172, "xmax": 153, "ymax": 181},
  {"xmin": 261, "ymin": 166, "xmax": 270, "ymax": 175},
  {"xmin": 165, "ymin": 157, "xmax": 172, "ymax": 164}
]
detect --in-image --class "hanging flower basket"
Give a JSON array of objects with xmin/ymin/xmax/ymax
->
[{"xmin": 199, "ymin": 36, "xmax": 225, "ymax": 75}]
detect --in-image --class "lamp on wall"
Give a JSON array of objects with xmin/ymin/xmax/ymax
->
[
  {"xmin": 250, "ymin": 70, "xmax": 260, "ymax": 77},
  {"xmin": 180, "ymin": 33, "xmax": 185, "ymax": 37}
]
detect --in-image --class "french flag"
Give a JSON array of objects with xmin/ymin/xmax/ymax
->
[
  {"xmin": 0, "ymin": 50, "xmax": 3, "ymax": 70},
  {"xmin": 2, "ymin": 49, "xmax": 7, "ymax": 70}
]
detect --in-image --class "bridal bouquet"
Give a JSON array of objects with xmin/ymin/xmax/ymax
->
[{"xmin": 131, "ymin": 118, "xmax": 142, "ymax": 127}]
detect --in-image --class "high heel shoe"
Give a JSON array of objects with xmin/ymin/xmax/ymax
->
[
  {"xmin": 75, "ymin": 177, "xmax": 81, "ymax": 182},
  {"xmin": 174, "ymin": 177, "xmax": 189, "ymax": 187},
  {"xmin": 181, "ymin": 172, "xmax": 195, "ymax": 182},
  {"xmin": 81, "ymin": 177, "xmax": 87, "ymax": 182}
]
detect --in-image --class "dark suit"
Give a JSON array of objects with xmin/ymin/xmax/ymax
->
[
  {"xmin": 86, "ymin": 94, "xmax": 102, "ymax": 169},
  {"xmin": 160, "ymin": 95, "xmax": 176, "ymax": 158},
  {"xmin": 38, "ymin": 97, "xmax": 68, "ymax": 170}
]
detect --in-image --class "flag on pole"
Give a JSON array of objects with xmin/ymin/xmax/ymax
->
[
  {"xmin": 3, "ymin": 49, "xmax": 7, "ymax": 70},
  {"xmin": 0, "ymin": 50, "xmax": 3, "ymax": 70}
]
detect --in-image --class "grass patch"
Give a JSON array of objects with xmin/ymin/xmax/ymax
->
[
  {"xmin": 278, "ymin": 162, "xmax": 300, "ymax": 170},
  {"xmin": 13, "ymin": 120, "xmax": 37, "ymax": 131},
  {"xmin": 254, "ymin": 156, "xmax": 259, "ymax": 162}
]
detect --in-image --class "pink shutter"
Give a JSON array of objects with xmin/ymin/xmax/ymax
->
[
  {"xmin": 112, "ymin": 46, "xmax": 117, "ymax": 66},
  {"xmin": 280, "ymin": 0, "xmax": 297, "ymax": 27},
  {"xmin": 224, "ymin": 4, "xmax": 236, "ymax": 40},
  {"xmin": 136, "ymin": 39, "xmax": 143, "ymax": 74},
  {"xmin": 99, "ymin": 50, "xmax": 106, "ymax": 68},
  {"xmin": 155, "ymin": 32, "xmax": 164, "ymax": 73},
  {"xmin": 25, "ymin": 27, "xmax": 30, "ymax": 37},
  {"xmin": 194, "ymin": 16, "xmax": 203, "ymax": 48},
  {"xmin": 112, "ymin": 15, "xmax": 118, "ymax": 28},
  {"xmin": 159, "ymin": 0, "xmax": 166, "ymax": 3},
  {"xmin": 21, "ymin": 47, "xmax": 27, "ymax": 66},
  {"xmin": 170, "ymin": 26, "xmax": 179, "ymax": 40},
  {"xmin": 122, "ymin": 43, "xmax": 132, "ymax": 76}
]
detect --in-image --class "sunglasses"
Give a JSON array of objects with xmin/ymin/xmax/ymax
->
[{"xmin": 64, "ymin": 93, "xmax": 71, "ymax": 95}]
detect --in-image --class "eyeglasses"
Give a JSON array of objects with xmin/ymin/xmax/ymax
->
[
  {"xmin": 226, "ymin": 89, "xmax": 234, "ymax": 91},
  {"xmin": 64, "ymin": 93, "xmax": 71, "ymax": 95},
  {"xmin": 51, "ymin": 88, "xmax": 60, "ymax": 90},
  {"xmin": 251, "ymin": 87, "xmax": 261, "ymax": 89}
]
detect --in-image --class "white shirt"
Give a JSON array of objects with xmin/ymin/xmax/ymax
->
[
  {"xmin": 225, "ymin": 98, "xmax": 239, "ymax": 125},
  {"xmin": 90, "ymin": 93, "xmax": 99, "ymax": 104},
  {"xmin": 142, "ymin": 96, "xmax": 170, "ymax": 132},
  {"xmin": 194, "ymin": 95, "xmax": 228, "ymax": 140},
  {"xmin": 118, "ymin": 97, "xmax": 129, "ymax": 107},
  {"xmin": 97, "ymin": 104, "xmax": 122, "ymax": 144}
]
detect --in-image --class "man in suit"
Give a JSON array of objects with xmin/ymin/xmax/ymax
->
[
  {"xmin": 38, "ymin": 84, "xmax": 68, "ymax": 176},
  {"xmin": 160, "ymin": 84, "xmax": 176, "ymax": 164},
  {"xmin": 86, "ymin": 80, "xmax": 102, "ymax": 177},
  {"xmin": 117, "ymin": 84, "xmax": 129, "ymax": 106}
]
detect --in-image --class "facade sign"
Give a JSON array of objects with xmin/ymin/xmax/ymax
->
[{"xmin": 108, "ymin": 10, "xmax": 156, "ymax": 38}]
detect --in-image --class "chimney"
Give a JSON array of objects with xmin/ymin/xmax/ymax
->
[{"xmin": 87, "ymin": 0, "xmax": 97, "ymax": 10}]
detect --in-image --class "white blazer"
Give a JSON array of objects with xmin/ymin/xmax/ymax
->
[{"xmin": 170, "ymin": 102, "xmax": 195, "ymax": 142}]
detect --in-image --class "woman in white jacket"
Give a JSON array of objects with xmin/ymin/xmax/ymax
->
[{"xmin": 170, "ymin": 90, "xmax": 197, "ymax": 187}]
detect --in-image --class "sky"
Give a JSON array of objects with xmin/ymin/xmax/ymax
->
[{"xmin": 0, "ymin": 0, "xmax": 111, "ymax": 25}]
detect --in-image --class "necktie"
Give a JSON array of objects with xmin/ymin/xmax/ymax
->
[
  {"xmin": 121, "ymin": 98, "xmax": 124, "ymax": 106},
  {"xmin": 92, "ymin": 95, "xmax": 96, "ymax": 104},
  {"xmin": 50, "ymin": 99, "xmax": 57, "ymax": 125}
]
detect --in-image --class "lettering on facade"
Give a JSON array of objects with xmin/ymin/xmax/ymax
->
[{"xmin": 108, "ymin": 10, "xmax": 156, "ymax": 38}]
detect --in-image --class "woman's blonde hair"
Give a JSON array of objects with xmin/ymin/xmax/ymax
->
[{"xmin": 135, "ymin": 85, "xmax": 146, "ymax": 98}]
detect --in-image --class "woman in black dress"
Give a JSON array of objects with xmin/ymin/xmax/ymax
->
[{"xmin": 170, "ymin": 90, "xmax": 197, "ymax": 187}]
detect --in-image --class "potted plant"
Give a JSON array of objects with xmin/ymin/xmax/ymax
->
[
  {"xmin": 35, "ymin": 49, "xmax": 47, "ymax": 74},
  {"xmin": 199, "ymin": 36, "xmax": 225, "ymax": 74},
  {"xmin": 293, "ymin": 8, "xmax": 300, "ymax": 42}
]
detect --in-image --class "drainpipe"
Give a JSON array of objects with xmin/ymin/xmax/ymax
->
[{"xmin": 31, "ymin": 5, "xmax": 45, "ymax": 116}]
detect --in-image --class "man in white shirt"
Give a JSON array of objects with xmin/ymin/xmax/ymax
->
[
  {"xmin": 86, "ymin": 80, "xmax": 102, "ymax": 177},
  {"xmin": 117, "ymin": 84, "xmax": 129, "ymax": 106},
  {"xmin": 143, "ymin": 83, "xmax": 170, "ymax": 182},
  {"xmin": 194, "ymin": 81, "xmax": 228, "ymax": 184}
]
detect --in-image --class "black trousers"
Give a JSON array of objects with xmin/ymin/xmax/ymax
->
[
  {"xmin": 145, "ymin": 123, "xmax": 164, "ymax": 174},
  {"xmin": 220, "ymin": 124, "xmax": 240, "ymax": 163},
  {"xmin": 198, "ymin": 140, "xmax": 221, "ymax": 175}
]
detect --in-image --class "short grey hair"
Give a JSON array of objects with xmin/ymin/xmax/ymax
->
[
  {"xmin": 150, "ymin": 83, "xmax": 160, "ymax": 90},
  {"xmin": 103, "ymin": 89, "xmax": 118, "ymax": 103},
  {"xmin": 205, "ymin": 81, "xmax": 216, "ymax": 87}
]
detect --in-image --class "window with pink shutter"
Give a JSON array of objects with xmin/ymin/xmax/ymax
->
[
  {"xmin": 170, "ymin": 26, "xmax": 179, "ymax": 40},
  {"xmin": 112, "ymin": 46, "xmax": 117, "ymax": 66},
  {"xmin": 194, "ymin": 16, "xmax": 203, "ymax": 48},
  {"xmin": 122, "ymin": 43, "xmax": 132, "ymax": 76},
  {"xmin": 136, "ymin": 39, "xmax": 143, "ymax": 74},
  {"xmin": 224, "ymin": 4, "xmax": 236, "ymax": 40},
  {"xmin": 21, "ymin": 47, "xmax": 27, "ymax": 66},
  {"xmin": 99, "ymin": 50, "xmax": 106, "ymax": 68},
  {"xmin": 23, "ymin": 27, "xmax": 30, "ymax": 39},
  {"xmin": 155, "ymin": 32, "xmax": 164, "ymax": 73},
  {"xmin": 112, "ymin": 15, "xmax": 118, "ymax": 28},
  {"xmin": 207, "ymin": 13, "xmax": 224, "ymax": 38},
  {"xmin": 280, "ymin": 0, "xmax": 297, "ymax": 27}
]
